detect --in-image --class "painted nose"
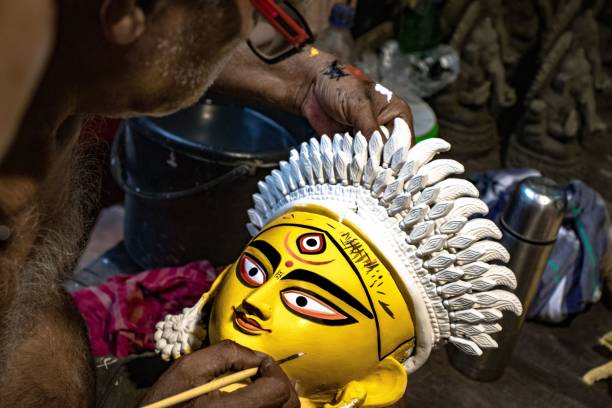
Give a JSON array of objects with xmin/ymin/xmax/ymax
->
[{"xmin": 243, "ymin": 288, "xmax": 273, "ymax": 320}]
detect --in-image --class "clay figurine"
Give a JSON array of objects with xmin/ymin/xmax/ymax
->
[
  {"xmin": 154, "ymin": 118, "xmax": 522, "ymax": 407},
  {"xmin": 572, "ymin": 8, "xmax": 611, "ymax": 92},
  {"xmin": 432, "ymin": 1, "xmax": 516, "ymax": 173},
  {"xmin": 502, "ymin": 0, "xmax": 540, "ymax": 60},
  {"xmin": 506, "ymin": 31, "xmax": 606, "ymax": 182},
  {"xmin": 587, "ymin": 0, "xmax": 612, "ymax": 212},
  {"xmin": 539, "ymin": 0, "xmax": 583, "ymax": 54}
]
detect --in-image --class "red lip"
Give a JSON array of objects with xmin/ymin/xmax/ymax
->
[{"xmin": 232, "ymin": 307, "xmax": 271, "ymax": 334}]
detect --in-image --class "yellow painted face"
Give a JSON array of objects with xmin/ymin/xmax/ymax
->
[{"xmin": 208, "ymin": 205, "xmax": 415, "ymax": 396}]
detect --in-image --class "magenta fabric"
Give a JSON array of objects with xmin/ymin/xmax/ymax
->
[{"xmin": 71, "ymin": 260, "xmax": 220, "ymax": 357}]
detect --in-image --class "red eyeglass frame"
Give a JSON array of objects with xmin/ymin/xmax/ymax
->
[{"xmin": 248, "ymin": 0, "xmax": 314, "ymax": 63}]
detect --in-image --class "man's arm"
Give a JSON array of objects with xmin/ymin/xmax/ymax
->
[
  {"xmin": 0, "ymin": 0, "xmax": 55, "ymax": 162},
  {"xmin": 212, "ymin": 44, "xmax": 414, "ymax": 139}
]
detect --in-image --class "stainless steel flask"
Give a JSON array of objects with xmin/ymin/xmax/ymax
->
[{"xmin": 448, "ymin": 177, "xmax": 567, "ymax": 381}]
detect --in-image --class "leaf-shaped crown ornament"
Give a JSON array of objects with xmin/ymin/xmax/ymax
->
[{"xmin": 247, "ymin": 118, "xmax": 523, "ymax": 373}]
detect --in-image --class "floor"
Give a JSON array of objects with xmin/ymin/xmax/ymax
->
[{"xmin": 404, "ymin": 302, "xmax": 612, "ymax": 408}]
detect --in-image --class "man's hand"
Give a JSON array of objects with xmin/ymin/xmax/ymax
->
[
  {"xmin": 142, "ymin": 341, "xmax": 300, "ymax": 408},
  {"xmin": 212, "ymin": 46, "xmax": 414, "ymax": 141},
  {"xmin": 297, "ymin": 57, "xmax": 414, "ymax": 139}
]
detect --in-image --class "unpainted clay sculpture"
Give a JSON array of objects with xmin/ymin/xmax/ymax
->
[
  {"xmin": 431, "ymin": 1, "xmax": 516, "ymax": 173},
  {"xmin": 539, "ymin": 0, "xmax": 583, "ymax": 54},
  {"xmin": 480, "ymin": 0, "xmax": 520, "ymax": 65},
  {"xmin": 506, "ymin": 30, "xmax": 606, "ymax": 182},
  {"xmin": 572, "ymin": 8, "xmax": 611, "ymax": 92},
  {"xmin": 505, "ymin": 3, "xmax": 612, "ymax": 201},
  {"xmin": 596, "ymin": 0, "xmax": 612, "ymax": 67},
  {"xmin": 154, "ymin": 118, "xmax": 522, "ymax": 407},
  {"xmin": 502, "ymin": 0, "xmax": 540, "ymax": 59},
  {"xmin": 587, "ymin": 0, "xmax": 612, "ymax": 212}
]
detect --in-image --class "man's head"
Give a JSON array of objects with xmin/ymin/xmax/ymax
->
[{"xmin": 53, "ymin": 0, "xmax": 256, "ymax": 117}]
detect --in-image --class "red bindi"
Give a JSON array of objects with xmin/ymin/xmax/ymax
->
[{"xmin": 285, "ymin": 260, "xmax": 294, "ymax": 268}]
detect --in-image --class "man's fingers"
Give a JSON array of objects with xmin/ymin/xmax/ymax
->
[
  {"xmin": 257, "ymin": 356, "xmax": 288, "ymax": 380},
  {"xmin": 193, "ymin": 377, "xmax": 299, "ymax": 408},
  {"xmin": 349, "ymin": 87, "xmax": 413, "ymax": 141},
  {"xmin": 301, "ymin": 91, "xmax": 349, "ymax": 135},
  {"xmin": 142, "ymin": 344, "xmax": 290, "ymax": 407},
  {"xmin": 376, "ymin": 99, "xmax": 416, "ymax": 144},
  {"xmin": 173, "ymin": 341, "xmax": 265, "ymax": 386},
  {"xmin": 351, "ymin": 104, "xmax": 380, "ymax": 140},
  {"xmin": 192, "ymin": 356, "xmax": 299, "ymax": 408},
  {"xmin": 205, "ymin": 340, "xmax": 266, "ymax": 376}
]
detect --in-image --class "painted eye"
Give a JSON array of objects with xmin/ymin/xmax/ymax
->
[
  {"xmin": 297, "ymin": 233, "xmax": 326, "ymax": 254},
  {"xmin": 281, "ymin": 289, "xmax": 347, "ymax": 321},
  {"xmin": 238, "ymin": 254, "xmax": 267, "ymax": 287}
]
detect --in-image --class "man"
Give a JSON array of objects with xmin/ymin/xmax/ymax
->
[{"xmin": 0, "ymin": 1, "xmax": 413, "ymax": 406}]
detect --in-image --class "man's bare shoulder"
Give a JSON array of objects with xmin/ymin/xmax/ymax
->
[{"xmin": 0, "ymin": 0, "xmax": 56, "ymax": 162}]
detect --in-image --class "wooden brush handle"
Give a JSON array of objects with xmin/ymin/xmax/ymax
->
[{"xmin": 141, "ymin": 367, "xmax": 259, "ymax": 408}]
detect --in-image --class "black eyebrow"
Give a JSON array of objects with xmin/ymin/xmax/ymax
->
[
  {"xmin": 281, "ymin": 269, "xmax": 373, "ymax": 319},
  {"xmin": 249, "ymin": 240, "xmax": 281, "ymax": 271}
]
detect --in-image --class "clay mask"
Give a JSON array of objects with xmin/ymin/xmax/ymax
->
[
  {"xmin": 208, "ymin": 207, "xmax": 415, "ymax": 399},
  {"xmin": 154, "ymin": 118, "xmax": 522, "ymax": 407}
]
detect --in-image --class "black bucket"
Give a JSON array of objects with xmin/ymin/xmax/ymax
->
[{"xmin": 112, "ymin": 97, "xmax": 314, "ymax": 268}]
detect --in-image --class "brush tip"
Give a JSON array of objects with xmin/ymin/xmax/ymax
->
[{"xmin": 277, "ymin": 352, "xmax": 305, "ymax": 365}]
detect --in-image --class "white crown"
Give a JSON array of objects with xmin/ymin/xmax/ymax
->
[{"xmin": 246, "ymin": 118, "xmax": 523, "ymax": 373}]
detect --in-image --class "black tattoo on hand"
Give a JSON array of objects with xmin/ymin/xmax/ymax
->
[{"xmin": 322, "ymin": 60, "xmax": 348, "ymax": 80}]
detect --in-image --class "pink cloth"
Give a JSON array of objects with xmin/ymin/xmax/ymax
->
[{"xmin": 72, "ymin": 260, "xmax": 220, "ymax": 357}]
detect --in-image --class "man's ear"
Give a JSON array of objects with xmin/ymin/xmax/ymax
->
[
  {"xmin": 325, "ymin": 357, "xmax": 407, "ymax": 408},
  {"xmin": 100, "ymin": 0, "xmax": 146, "ymax": 45}
]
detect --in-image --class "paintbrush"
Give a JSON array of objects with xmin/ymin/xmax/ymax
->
[{"xmin": 141, "ymin": 352, "xmax": 304, "ymax": 408}]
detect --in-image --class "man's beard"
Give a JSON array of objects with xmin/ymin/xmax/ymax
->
[
  {"xmin": 0, "ymin": 136, "xmax": 100, "ymax": 400},
  {"xmin": 0, "ymin": 133, "xmax": 103, "ymax": 355},
  {"xmin": 144, "ymin": 23, "xmax": 245, "ymax": 118}
]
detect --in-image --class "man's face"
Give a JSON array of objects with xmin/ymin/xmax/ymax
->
[
  {"xmin": 76, "ymin": 0, "xmax": 256, "ymax": 116},
  {"xmin": 208, "ymin": 207, "xmax": 415, "ymax": 396}
]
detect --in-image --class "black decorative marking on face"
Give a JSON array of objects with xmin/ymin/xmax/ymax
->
[
  {"xmin": 280, "ymin": 287, "xmax": 357, "ymax": 326},
  {"xmin": 378, "ymin": 300, "xmax": 395, "ymax": 319},
  {"xmin": 297, "ymin": 232, "xmax": 326, "ymax": 254},
  {"xmin": 254, "ymin": 223, "xmax": 383, "ymax": 359},
  {"xmin": 322, "ymin": 60, "xmax": 349, "ymax": 80},
  {"xmin": 340, "ymin": 232, "xmax": 380, "ymax": 273},
  {"xmin": 282, "ymin": 269, "xmax": 373, "ymax": 319},
  {"xmin": 249, "ymin": 240, "xmax": 281, "ymax": 271}
]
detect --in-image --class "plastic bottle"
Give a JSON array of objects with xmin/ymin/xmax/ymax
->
[
  {"xmin": 315, "ymin": 4, "xmax": 356, "ymax": 62},
  {"xmin": 396, "ymin": 0, "xmax": 444, "ymax": 53}
]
